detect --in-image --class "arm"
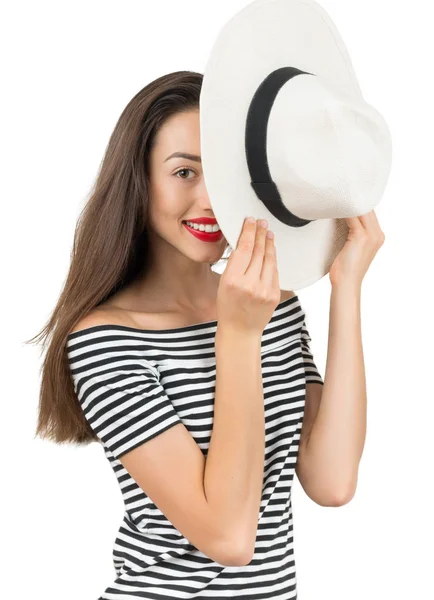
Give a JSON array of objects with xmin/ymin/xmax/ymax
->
[
  {"xmin": 204, "ymin": 325, "xmax": 265, "ymax": 565},
  {"xmin": 296, "ymin": 284, "xmax": 366, "ymax": 505},
  {"xmin": 114, "ymin": 326, "xmax": 264, "ymax": 568}
]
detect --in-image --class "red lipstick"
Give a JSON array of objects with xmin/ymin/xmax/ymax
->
[{"xmin": 182, "ymin": 217, "xmax": 223, "ymax": 242}]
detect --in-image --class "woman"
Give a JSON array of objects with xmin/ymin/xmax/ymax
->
[{"xmin": 31, "ymin": 70, "xmax": 383, "ymax": 599}]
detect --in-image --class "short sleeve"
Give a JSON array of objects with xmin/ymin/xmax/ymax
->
[
  {"xmin": 68, "ymin": 349, "xmax": 183, "ymax": 460},
  {"xmin": 300, "ymin": 320, "xmax": 324, "ymax": 385}
]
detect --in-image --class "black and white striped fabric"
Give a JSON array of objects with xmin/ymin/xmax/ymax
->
[{"xmin": 66, "ymin": 294, "xmax": 323, "ymax": 599}]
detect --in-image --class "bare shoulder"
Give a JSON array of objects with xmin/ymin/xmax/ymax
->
[
  {"xmin": 69, "ymin": 308, "xmax": 126, "ymax": 335},
  {"xmin": 279, "ymin": 289, "xmax": 296, "ymax": 303}
]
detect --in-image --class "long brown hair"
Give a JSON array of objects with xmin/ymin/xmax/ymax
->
[{"xmin": 26, "ymin": 70, "xmax": 230, "ymax": 450}]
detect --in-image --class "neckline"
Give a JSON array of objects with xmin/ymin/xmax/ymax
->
[{"xmin": 67, "ymin": 294, "xmax": 300, "ymax": 340}]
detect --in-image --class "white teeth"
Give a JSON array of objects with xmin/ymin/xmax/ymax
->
[{"xmin": 186, "ymin": 221, "xmax": 220, "ymax": 232}]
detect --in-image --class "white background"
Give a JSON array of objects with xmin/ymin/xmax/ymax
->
[{"xmin": 2, "ymin": 0, "xmax": 433, "ymax": 598}]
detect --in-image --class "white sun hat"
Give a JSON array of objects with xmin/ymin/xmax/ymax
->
[{"xmin": 199, "ymin": 0, "xmax": 393, "ymax": 290}]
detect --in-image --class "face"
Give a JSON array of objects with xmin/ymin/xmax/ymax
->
[{"xmin": 147, "ymin": 109, "xmax": 228, "ymax": 265}]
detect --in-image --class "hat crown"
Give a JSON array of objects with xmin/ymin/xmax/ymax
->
[{"xmin": 266, "ymin": 73, "xmax": 392, "ymax": 220}]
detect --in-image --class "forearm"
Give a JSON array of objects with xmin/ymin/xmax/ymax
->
[
  {"xmin": 305, "ymin": 283, "xmax": 367, "ymax": 495},
  {"xmin": 204, "ymin": 325, "xmax": 265, "ymax": 559}
]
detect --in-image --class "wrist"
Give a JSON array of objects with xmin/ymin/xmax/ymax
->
[
  {"xmin": 331, "ymin": 280, "xmax": 362, "ymax": 297},
  {"xmin": 215, "ymin": 324, "xmax": 262, "ymax": 348}
]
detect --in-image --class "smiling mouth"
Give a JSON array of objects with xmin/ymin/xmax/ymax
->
[{"xmin": 182, "ymin": 220, "xmax": 221, "ymax": 233}]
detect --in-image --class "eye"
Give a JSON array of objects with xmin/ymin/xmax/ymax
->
[{"xmin": 174, "ymin": 167, "xmax": 196, "ymax": 180}]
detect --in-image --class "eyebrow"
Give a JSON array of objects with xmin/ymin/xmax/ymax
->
[{"xmin": 164, "ymin": 152, "xmax": 202, "ymax": 163}]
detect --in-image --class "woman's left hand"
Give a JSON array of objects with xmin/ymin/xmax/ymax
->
[{"xmin": 329, "ymin": 209, "xmax": 385, "ymax": 289}]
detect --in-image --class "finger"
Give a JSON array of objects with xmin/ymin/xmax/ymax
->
[
  {"xmin": 228, "ymin": 217, "xmax": 258, "ymax": 275},
  {"xmin": 345, "ymin": 216, "xmax": 364, "ymax": 232},
  {"xmin": 260, "ymin": 229, "xmax": 278, "ymax": 290},
  {"xmin": 358, "ymin": 210, "xmax": 382, "ymax": 235},
  {"xmin": 271, "ymin": 250, "xmax": 280, "ymax": 295},
  {"xmin": 245, "ymin": 218, "xmax": 269, "ymax": 281}
]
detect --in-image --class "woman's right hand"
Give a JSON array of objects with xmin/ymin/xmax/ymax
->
[{"xmin": 216, "ymin": 217, "xmax": 281, "ymax": 336}]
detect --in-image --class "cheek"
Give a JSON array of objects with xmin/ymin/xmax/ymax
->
[{"xmin": 148, "ymin": 197, "xmax": 191, "ymax": 234}]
